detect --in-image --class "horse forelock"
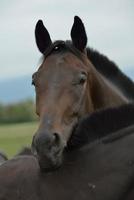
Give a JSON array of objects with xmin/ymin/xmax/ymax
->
[{"xmin": 42, "ymin": 40, "xmax": 87, "ymax": 62}]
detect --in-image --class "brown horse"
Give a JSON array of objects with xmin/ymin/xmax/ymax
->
[
  {"xmin": 32, "ymin": 16, "xmax": 128, "ymax": 171},
  {"xmin": 0, "ymin": 151, "xmax": 8, "ymax": 165},
  {"xmin": 1, "ymin": 104, "xmax": 134, "ymax": 200}
]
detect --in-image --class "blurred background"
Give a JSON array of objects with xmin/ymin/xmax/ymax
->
[{"xmin": 0, "ymin": 0, "xmax": 133, "ymax": 157}]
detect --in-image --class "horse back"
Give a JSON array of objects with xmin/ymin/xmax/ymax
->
[{"xmin": 0, "ymin": 129, "xmax": 134, "ymax": 200}]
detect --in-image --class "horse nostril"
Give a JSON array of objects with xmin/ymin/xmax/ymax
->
[
  {"xmin": 53, "ymin": 133, "xmax": 61, "ymax": 146},
  {"xmin": 33, "ymin": 131, "xmax": 62, "ymax": 154}
]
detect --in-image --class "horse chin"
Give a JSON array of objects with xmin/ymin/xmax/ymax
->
[{"xmin": 37, "ymin": 149, "xmax": 64, "ymax": 172}]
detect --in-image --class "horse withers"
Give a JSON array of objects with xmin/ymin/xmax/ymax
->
[{"xmin": 31, "ymin": 16, "xmax": 128, "ymax": 171}]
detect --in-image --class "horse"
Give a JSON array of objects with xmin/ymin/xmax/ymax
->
[
  {"xmin": 0, "ymin": 151, "xmax": 8, "ymax": 165},
  {"xmin": 0, "ymin": 147, "xmax": 32, "ymax": 167},
  {"xmin": 31, "ymin": 16, "xmax": 130, "ymax": 171},
  {"xmin": 1, "ymin": 104, "xmax": 134, "ymax": 200},
  {"xmin": 15, "ymin": 146, "xmax": 33, "ymax": 156}
]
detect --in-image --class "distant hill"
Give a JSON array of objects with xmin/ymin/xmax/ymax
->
[
  {"xmin": 0, "ymin": 75, "xmax": 34, "ymax": 104},
  {"xmin": 0, "ymin": 69, "xmax": 133, "ymax": 104}
]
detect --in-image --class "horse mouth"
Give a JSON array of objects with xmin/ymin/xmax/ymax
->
[
  {"xmin": 32, "ymin": 123, "xmax": 79, "ymax": 172},
  {"xmin": 32, "ymin": 142, "xmax": 65, "ymax": 172},
  {"xmin": 37, "ymin": 152, "xmax": 63, "ymax": 172}
]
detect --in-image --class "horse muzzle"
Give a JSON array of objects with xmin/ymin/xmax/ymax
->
[{"xmin": 32, "ymin": 130, "xmax": 66, "ymax": 172}]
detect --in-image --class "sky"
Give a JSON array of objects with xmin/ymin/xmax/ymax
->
[{"xmin": 0, "ymin": 0, "xmax": 134, "ymax": 81}]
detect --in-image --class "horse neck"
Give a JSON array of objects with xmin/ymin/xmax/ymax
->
[{"xmin": 85, "ymin": 61, "xmax": 128, "ymax": 112}]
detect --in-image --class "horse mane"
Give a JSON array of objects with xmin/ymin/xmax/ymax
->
[
  {"xmin": 87, "ymin": 48, "xmax": 134, "ymax": 101},
  {"xmin": 67, "ymin": 103, "xmax": 134, "ymax": 149}
]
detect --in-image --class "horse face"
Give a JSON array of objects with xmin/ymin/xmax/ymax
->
[
  {"xmin": 32, "ymin": 51, "xmax": 93, "ymax": 170},
  {"xmin": 32, "ymin": 16, "xmax": 93, "ymax": 171}
]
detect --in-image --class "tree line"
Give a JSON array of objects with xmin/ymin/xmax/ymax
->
[{"xmin": 0, "ymin": 99, "xmax": 37, "ymax": 124}]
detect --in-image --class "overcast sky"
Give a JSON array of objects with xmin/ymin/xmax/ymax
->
[{"xmin": 0, "ymin": 0, "xmax": 133, "ymax": 81}]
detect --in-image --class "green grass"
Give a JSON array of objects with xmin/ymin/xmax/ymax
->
[{"xmin": 0, "ymin": 122, "xmax": 38, "ymax": 158}]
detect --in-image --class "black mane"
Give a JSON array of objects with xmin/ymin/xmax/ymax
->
[
  {"xmin": 67, "ymin": 103, "xmax": 134, "ymax": 149},
  {"xmin": 87, "ymin": 48, "xmax": 134, "ymax": 101}
]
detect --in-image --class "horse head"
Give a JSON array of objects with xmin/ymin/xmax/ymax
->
[
  {"xmin": 32, "ymin": 16, "xmax": 126, "ymax": 171},
  {"xmin": 32, "ymin": 16, "xmax": 95, "ymax": 171}
]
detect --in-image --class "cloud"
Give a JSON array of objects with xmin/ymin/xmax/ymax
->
[{"xmin": 0, "ymin": 0, "xmax": 133, "ymax": 80}]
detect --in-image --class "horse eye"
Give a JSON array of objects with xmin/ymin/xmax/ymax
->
[{"xmin": 79, "ymin": 72, "xmax": 87, "ymax": 85}]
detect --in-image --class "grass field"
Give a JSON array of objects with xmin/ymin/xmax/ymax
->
[{"xmin": 0, "ymin": 122, "xmax": 38, "ymax": 158}]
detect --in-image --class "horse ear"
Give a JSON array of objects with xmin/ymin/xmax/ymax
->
[
  {"xmin": 71, "ymin": 16, "xmax": 87, "ymax": 52},
  {"xmin": 35, "ymin": 20, "xmax": 52, "ymax": 54}
]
